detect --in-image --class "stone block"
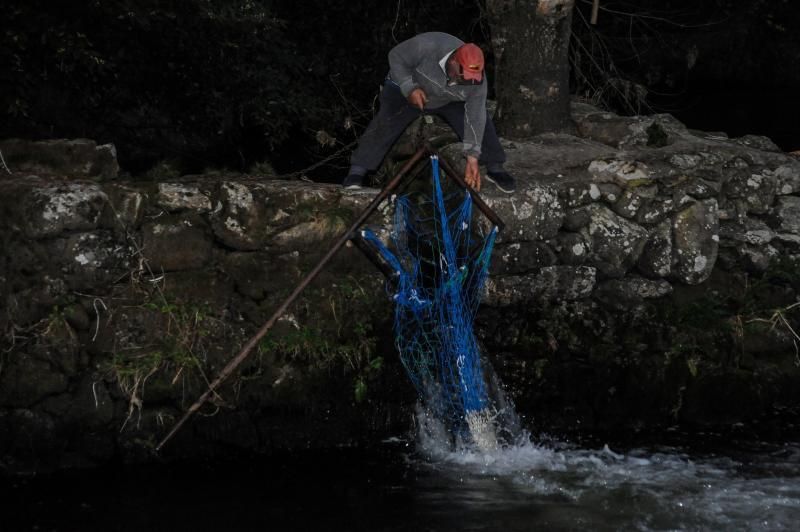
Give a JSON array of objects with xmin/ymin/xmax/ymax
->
[
  {"xmin": 730, "ymin": 135, "xmax": 782, "ymax": 152},
  {"xmin": 0, "ymin": 138, "xmax": 118, "ymax": 180},
  {"xmin": 0, "ymin": 353, "xmax": 69, "ymax": 408},
  {"xmin": 738, "ymin": 244, "xmax": 780, "ymax": 272},
  {"xmin": 563, "ymin": 206, "xmax": 592, "ymax": 231},
  {"xmin": 480, "ymin": 185, "xmax": 564, "ymax": 242},
  {"xmin": 22, "ymin": 182, "xmax": 108, "ymax": 238},
  {"xmin": 210, "ymin": 181, "xmax": 265, "ymax": 250},
  {"xmin": 724, "ymin": 171, "xmax": 776, "ymax": 215},
  {"xmin": 563, "ymin": 183, "xmax": 596, "ymax": 208},
  {"xmin": 534, "ymin": 265, "xmax": 597, "ymax": 301},
  {"xmin": 576, "ymin": 113, "xmax": 686, "ymax": 149},
  {"xmin": 589, "ymin": 158, "xmax": 652, "ymax": 187},
  {"xmin": 100, "ymin": 184, "xmax": 146, "ymax": 230},
  {"xmin": 579, "ymin": 204, "xmax": 650, "ymax": 278},
  {"xmin": 671, "ymin": 178, "xmax": 721, "ymax": 200},
  {"xmin": 225, "ymin": 252, "xmax": 274, "ymax": 300},
  {"xmin": 596, "ymin": 183, "xmax": 622, "ymax": 204},
  {"xmin": 484, "ymin": 265, "xmax": 596, "ymax": 306},
  {"xmin": 774, "ymin": 163, "xmax": 800, "ymax": 195},
  {"xmin": 719, "ymin": 218, "xmax": 776, "ymax": 246},
  {"xmin": 490, "ymin": 241, "xmax": 557, "ymax": 275},
  {"xmin": 593, "ymin": 276, "xmax": 672, "ymax": 311},
  {"xmin": 774, "ymin": 196, "xmax": 800, "ymax": 235},
  {"xmin": 142, "ymin": 217, "xmax": 212, "ymax": 271},
  {"xmin": 551, "ymin": 232, "xmax": 590, "ymax": 265},
  {"xmin": 637, "ymin": 219, "xmax": 672, "ymax": 278},
  {"xmin": 62, "ymin": 230, "xmax": 133, "ymax": 289},
  {"xmin": 612, "ymin": 186, "xmax": 657, "ymax": 219},
  {"xmin": 157, "ymin": 183, "xmax": 212, "ymax": 213},
  {"xmin": 672, "ymin": 199, "xmax": 719, "ymax": 284},
  {"xmin": 636, "ymin": 197, "xmax": 675, "ymax": 225}
]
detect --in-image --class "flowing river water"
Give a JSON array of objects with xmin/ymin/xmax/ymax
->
[{"xmin": 3, "ymin": 423, "xmax": 799, "ymax": 531}]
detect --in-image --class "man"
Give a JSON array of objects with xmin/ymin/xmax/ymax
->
[{"xmin": 342, "ymin": 32, "xmax": 516, "ymax": 193}]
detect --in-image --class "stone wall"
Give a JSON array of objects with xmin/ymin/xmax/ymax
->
[{"xmin": 2, "ymin": 104, "xmax": 800, "ymax": 472}]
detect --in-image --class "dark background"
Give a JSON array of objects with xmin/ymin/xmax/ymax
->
[{"xmin": 2, "ymin": 0, "xmax": 798, "ymax": 178}]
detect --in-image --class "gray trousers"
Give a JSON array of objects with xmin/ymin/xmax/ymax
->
[{"xmin": 350, "ymin": 81, "xmax": 506, "ymax": 173}]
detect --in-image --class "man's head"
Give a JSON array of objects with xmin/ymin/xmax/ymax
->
[{"xmin": 448, "ymin": 43, "xmax": 484, "ymax": 84}]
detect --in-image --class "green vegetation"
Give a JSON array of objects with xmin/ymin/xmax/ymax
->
[
  {"xmin": 2, "ymin": 302, "xmax": 80, "ymax": 364},
  {"xmin": 257, "ymin": 324, "xmax": 375, "ymax": 369},
  {"xmin": 662, "ymin": 257, "xmax": 800, "ymax": 369},
  {"xmin": 258, "ymin": 274, "xmax": 386, "ymax": 403},
  {"xmin": 108, "ymin": 297, "xmax": 217, "ymax": 430}
]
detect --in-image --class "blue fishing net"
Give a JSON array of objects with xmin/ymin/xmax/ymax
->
[{"xmin": 361, "ymin": 156, "xmax": 498, "ymax": 438}]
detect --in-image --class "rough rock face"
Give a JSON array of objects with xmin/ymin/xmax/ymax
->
[
  {"xmin": 2, "ymin": 104, "xmax": 800, "ymax": 473},
  {"xmin": 0, "ymin": 138, "xmax": 118, "ymax": 181}
]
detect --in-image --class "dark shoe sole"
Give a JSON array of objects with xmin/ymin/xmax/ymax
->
[
  {"xmin": 342, "ymin": 175, "xmax": 364, "ymax": 189},
  {"xmin": 485, "ymin": 174, "xmax": 516, "ymax": 194}
]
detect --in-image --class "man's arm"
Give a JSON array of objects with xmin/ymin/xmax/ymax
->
[
  {"xmin": 388, "ymin": 37, "xmax": 426, "ymax": 97},
  {"xmin": 462, "ymin": 83, "xmax": 488, "ymax": 190},
  {"xmin": 462, "ymin": 82, "xmax": 488, "ymax": 160}
]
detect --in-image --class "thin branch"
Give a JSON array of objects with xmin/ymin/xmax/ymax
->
[
  {"xmin": 391, "ymin": 0, "xmax": 402, "ymax": 44},
  {"xmin": 0, "ymin": 149, "xmax": 12, "ymax": 174},
  {"xmin": 577, "ymin": 0, "xmax": 729, "ymax": 29},
  {"xmin": 276, "ymin": 140, "xmax": 357, "ymax": 181}
]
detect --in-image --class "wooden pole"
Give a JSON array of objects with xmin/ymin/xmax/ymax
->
[
  {"xmin": 155, "ymin": 147, "xmax": 430, "ymax": 452},
  {"xmin": 591, "ymin": 0, "xmax": 600, "ymax": 25}
]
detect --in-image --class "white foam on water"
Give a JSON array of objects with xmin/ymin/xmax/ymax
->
[{"xmin": 412, "ymin": 407, "xmax": 800, "ymax": 530}]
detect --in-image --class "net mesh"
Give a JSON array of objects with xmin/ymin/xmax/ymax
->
[{"xmin": 361, "ymin": 156, "xmax": 498, "ymax": 441}]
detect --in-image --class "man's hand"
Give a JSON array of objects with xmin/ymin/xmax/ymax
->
[
  {"xmin": 464, "ymin": 156, "xmax": 481, "ymax": 191},
  {"xmin": 407, "ymin": 88, "xmax": 427, "ymax": 110}
]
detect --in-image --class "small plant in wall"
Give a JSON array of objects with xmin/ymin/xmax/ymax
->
[{"xmin": 108, "ymin": 290, "xmax": 222, "ymax": 431}]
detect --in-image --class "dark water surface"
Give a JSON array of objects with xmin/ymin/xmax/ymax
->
[{"xmin": 3, "ymin": 433, "xmax": 800, "ymax": 532}]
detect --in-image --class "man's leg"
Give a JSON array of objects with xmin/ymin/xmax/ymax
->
[
  {"xmin": 431, "ymin": 103, "xmax": 515, "ymax": 192},
  {"xmin": 346, "ymin": 82, "xmax": 421, "ymax": 185},
  {"xmin": 431, "ymin": 103, "xmax": 506, "ymax": 171}
]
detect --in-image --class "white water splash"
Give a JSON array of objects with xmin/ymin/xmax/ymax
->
[
  {"xmin": 465, "ymin": 409, "xmax": 498, "ymax": 452},
  {"xmin": 411, "ymin": 412, "xmax": 800, "ymax": 530}
]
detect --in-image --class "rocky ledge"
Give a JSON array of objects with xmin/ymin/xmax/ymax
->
[{"xmin": 1, "ymin": 102, "xmax": 799, "ymax": 473}]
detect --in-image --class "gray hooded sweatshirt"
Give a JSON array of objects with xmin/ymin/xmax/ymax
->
[{"xmin": 388, "ymin": 32, "xmax": 487, "ymax": 159}]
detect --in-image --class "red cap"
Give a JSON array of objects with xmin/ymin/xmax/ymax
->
[{"xmin": 453, "ymin": 43, "xmax": 484, "ymax": 82}]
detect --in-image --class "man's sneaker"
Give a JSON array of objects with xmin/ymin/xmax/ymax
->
[
  {"xmin": 486, "ymin": 171, "xmax": 516, "ymax": 193},
  {"xmin": 342, "ymin": 174, "xmax": 364, "ymax": 189}
]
